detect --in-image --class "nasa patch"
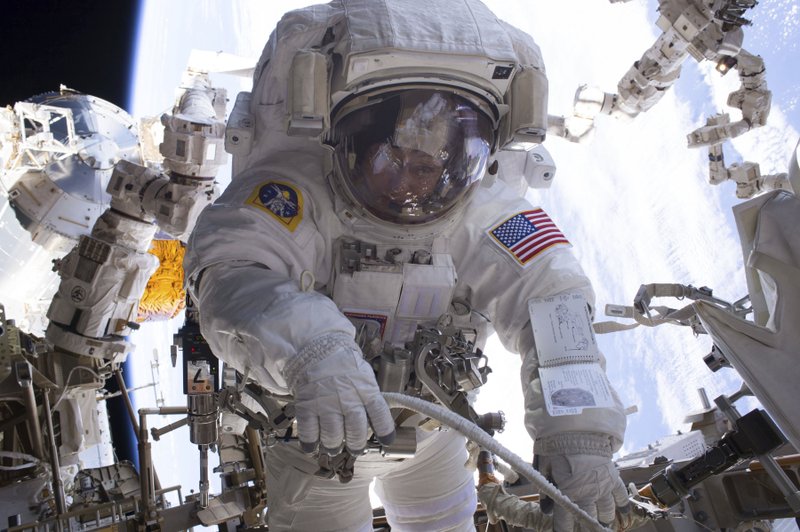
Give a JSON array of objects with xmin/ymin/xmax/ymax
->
[{"xmin": 246, "ymin": 181, "xmax": 304, "ymax": 232}]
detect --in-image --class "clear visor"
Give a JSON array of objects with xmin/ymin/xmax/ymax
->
[{"xmin": 333, "ymin": 89, "xmax": 493, "ymax": 225}]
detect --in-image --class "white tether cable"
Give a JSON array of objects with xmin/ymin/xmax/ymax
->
[
  {"xmin": 0, "ymin": 451, "xmax": 40, "ymax": 471},
  {"xmin": 383, "ymin": 392, "xmax": 610, "ymax": 532},
  {"xmin": 382, "ymin": 392, "xmax": 611, "ymax": 532}
]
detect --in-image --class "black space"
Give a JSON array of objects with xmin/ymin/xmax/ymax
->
[
  {"xmin": 0, "ymin": 0, "xmax": 142, "ymax": 112},
  {"xmin": 1, "ymin": 1, "xmax": 144, "ymax": 463}
]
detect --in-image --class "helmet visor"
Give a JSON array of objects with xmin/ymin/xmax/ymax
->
[{"xmin": 333, "ymin": 89, "xmax": 493, "ymax": 224}]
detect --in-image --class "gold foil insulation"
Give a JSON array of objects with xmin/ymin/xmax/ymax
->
[{"xmin": 138, "ymin": 239, "xmax": 186, "ymax": 322}]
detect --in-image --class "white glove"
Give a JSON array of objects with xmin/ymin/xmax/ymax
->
[
  {"xmin": 535, "ymin": 433, "xmax": 630, "ymax": 531},
  {"xmin": 284, "ymin": 334, "xmax": 396, "ymax": 453}
]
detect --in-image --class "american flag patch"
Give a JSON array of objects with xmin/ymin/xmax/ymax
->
[{"xmin": 489, "ymin": 209, "xmax": 570, "ymax": 266}]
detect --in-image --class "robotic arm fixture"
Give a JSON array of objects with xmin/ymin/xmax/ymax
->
[
  {"xmin": 43, "ymin": 70, "xmax": 224, "ymax": 388},
  {"xmin": 549, "ymin": 0, "xmax": 770, "ymax": 148},
  {"xmin": 0, "ymin": 69, "xmax": 226, "ymax": 526},
  {"xmin": 705, "ymin": 114, "xmax": 794, "ymax": 198},
  {"xmin": 594, "ymin": 149, "xmax": 800, "ymax": 520},
  {"xmin": 0, "ymin": 89, "xmax": 142, "ymax": 252}
]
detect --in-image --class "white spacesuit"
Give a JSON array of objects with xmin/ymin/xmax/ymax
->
[{"xmin": 185, "ymin": 1, "xmax": 628, "ymax": 530}]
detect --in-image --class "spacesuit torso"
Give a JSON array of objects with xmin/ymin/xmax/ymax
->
[
  {"xmin": 185, "ymin": 146, "xmax": 627, "ymax": 442},
  {"xmin": 184, "ymin": 2, "xmax": 627, "ymax": 529}
]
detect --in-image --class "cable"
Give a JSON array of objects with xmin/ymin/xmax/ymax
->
[
  {"xmin": 0, "ymin": 450, "xmax": 40, "ymax": 470},
  {"xmin": 382, "ymin": 392, "xmax": 611, "ymax": 532},
  {"xmin": 52, "ymin": 365, "xmax": 104, "ymax": 411},
  {"xmin": 300, "ymin": 270, "xmax": 315, "ymax": 292}
]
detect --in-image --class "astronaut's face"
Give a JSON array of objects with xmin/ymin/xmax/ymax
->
[
  {"xmin": 358, "ymin": 142, "xmax": 445, "ymax": 213},
  {"xmin": 332, "ymin": 89, "xmax": 493, "ymax": 225}
]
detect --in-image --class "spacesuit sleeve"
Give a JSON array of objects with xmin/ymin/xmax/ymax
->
[
  {"xmin": 500, "ymin": 253, "xmax": 626, "ymax": 450},
  {"xmin": 190, "ymin": 261, "xmax": 356, "ymax": 395},
  {"xmin": 184, "ymin": 171, "xmax": 356, "ymax": 395},
  {"xmin": 518, "ymin": 318, "xmax": 626, "ymax": 454},
  {"xmin": 453, "ymin": 186, "xmax": 626, "ymax": 450}
]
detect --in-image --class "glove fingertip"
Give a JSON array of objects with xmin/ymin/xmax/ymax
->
[
  {"xmin": 300, "ymin": 440, "xmax": 319, "ymax": 453},
  {"xmin": 296, "ymin": 413, "xmax": 320, "ymax": 452},
  {"xmin": 346, "ymin": 444, "xmax": 366, "ymax": 455},
  {"xmin": 364, "ymin": 397, "xmax": 396, "ymax": 442},
  {"xmin": 377, "ymin": 428, "xmax": 396, "ymax": 446},
  {"xmin": 552, "ymin": 503, "xmax": 574, "ymax": 532},
  {"xmin": 613, "ymin": 477, "xmax": 631, "ymax": 506},
  {"xmin": 596, "ymin": 493, "xmax": 616, "ymax": 527},
  {"xmin": 321, "ymin": 444, "xmax": 345, "ymax": 455},
  {"xmin": 540, "ymin": 494, "xmax": 554, "ymax": 515}
]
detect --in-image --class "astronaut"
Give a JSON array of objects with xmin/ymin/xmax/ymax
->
[{"xmin": 185, "ymin": 1, "xmax": 628, "ymax": 530}]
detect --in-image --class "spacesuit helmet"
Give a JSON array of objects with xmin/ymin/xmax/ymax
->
[
  {"xmin": 236, "ymin": 0, "xmax": 551, "ymax": 235},
  {"xmin": 331, "ymin": 88, "xmax": 494, "ymax": 225}
]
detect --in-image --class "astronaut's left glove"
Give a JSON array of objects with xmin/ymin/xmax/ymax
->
[
  {"xmin": 535, "ymin": 432, "xmax": 630, "ymax": 531},
  {"xmin": 283, "ymin": 332, "xmax": 396, "ymax": 454}
]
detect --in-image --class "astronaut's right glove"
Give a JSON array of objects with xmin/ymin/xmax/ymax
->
[
  {"xmin": 283, "ymin": 333, "xmax": 396, "ymax": 454},
  {"xmin": 535, "ymin": 432, "xmax": 630, "ymax": 531}
]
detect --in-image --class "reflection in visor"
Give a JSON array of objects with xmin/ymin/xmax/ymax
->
[
  {"xmin": 360, "ymin": 142, "xmax": 446, "ymax": 213},
  {"xmin": 333, "ymin": 90, "xmax": 493, "ymax": 225}
]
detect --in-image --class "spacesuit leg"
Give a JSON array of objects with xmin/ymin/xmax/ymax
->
[
  {"xmin": 375, "ymin": 429, "xmax": 477, "ymax": 532},
  {"xmin": 264, "ymin": 443, "xmax": 375, "ymax": 532}
]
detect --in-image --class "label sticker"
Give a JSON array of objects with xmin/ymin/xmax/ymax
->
[
  {"xmin": 529, "ymin": 293, "xmax": 600, "ymax": 366},
  {"xmin": 539, "ymin": 364, "xmax": 615, "ymax": 416},
  {"xmin": 344, "ymin": 310, "xmax": 389, "ymax": 342},
  {"xmin": 186, "ymin": 360, "xmax": 214, "ymax": 395}
]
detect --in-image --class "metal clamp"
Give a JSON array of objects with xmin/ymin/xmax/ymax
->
[
  {"xmin": 316, "ymin": 449, "xmax": 358, "ymax": 484},
  {"xmin": 714, "ymin": 391, "xmax": 800, "ymax": 513},
  {"xmin": 218, "ymin": 383, "xmax": 294, "ymax": 435}
]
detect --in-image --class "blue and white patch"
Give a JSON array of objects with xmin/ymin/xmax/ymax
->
[{"xmin": 246, "ymin": 181, "xmax": 304, "ymax": 232}]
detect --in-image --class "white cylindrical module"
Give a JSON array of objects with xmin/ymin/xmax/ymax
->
[{"xmin": 4, "ymin": 89, "xmax": 142, "ymax": 252}]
